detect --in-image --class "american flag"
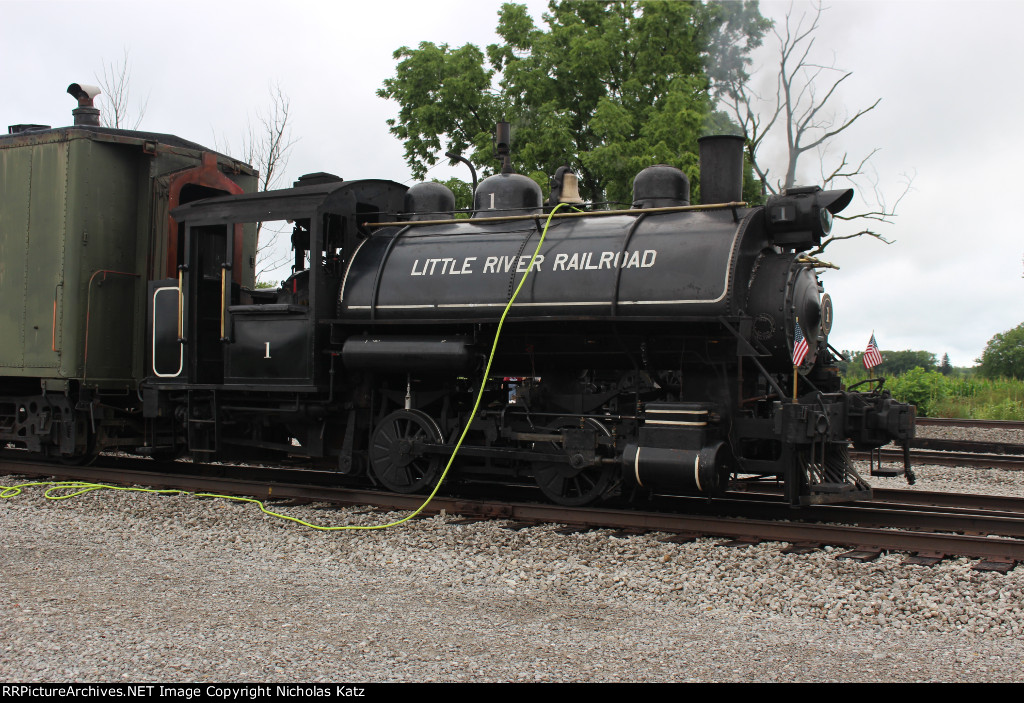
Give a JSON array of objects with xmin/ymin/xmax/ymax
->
[
  {"xmin": 863, "ymin": 333, "xmax": 883, "ymax": 370},
  {"xmin": 793, "ymin": 319, "xmax": 809, "ymax": 367}
]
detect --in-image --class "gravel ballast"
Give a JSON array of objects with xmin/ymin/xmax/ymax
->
[{"xmin": 2, "ymin": 455, "xmax": 1024, "ymax": 683}]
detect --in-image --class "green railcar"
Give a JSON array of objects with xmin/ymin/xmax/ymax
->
[{"xmin": 0, "ymin": 124, "xmax": 256, "ymax": 455}]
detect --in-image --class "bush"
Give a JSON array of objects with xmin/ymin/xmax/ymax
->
[
  {"xmin": 886, "ymin": 367, "xmax": 947, "ymax": 417},
  {"xmin": 945, "ymin": 377, "xmax": 980, "ymax": 398},
  {"xmin": 840, "ymin": 358, "xmax": 1024, "ymax": 419}
]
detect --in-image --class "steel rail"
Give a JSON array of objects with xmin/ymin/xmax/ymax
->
[
  {"xmin": 909, "ymin": 437, "xmax": 1024, "ymax": 456},
  {"xmin": 851, "ymin": 448, "xmax": 1024, "ymax": 470},
  {"xmin": 759, "ymin": 500, "xmax": 1024, "ymax": 537},
  {"xmin": 871, "ymin": 488, "xmax": 1024, "ymax": 514},
  {"xmin": 731, "ymin": 483, "xmax": 1024, "ymax": 515},
  {"xmin": 915, "ymin": 418, "xmax": 1024, "ymax": 431},
  {"xmin": 648, "ymin": 492, "xmax": 1024, "ymax": 537},
  {"xmin": 3, "ymin": 458, "xmax": 1024, "ymax": 563}
]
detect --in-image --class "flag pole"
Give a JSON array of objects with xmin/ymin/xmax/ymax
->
[
  {"xmin": 870, "ymin": 329, "xmax": 875, "ymax": 392},
  {"xmin": 793, "ymin": 316, "xmax": 799, "ymax": 402}
]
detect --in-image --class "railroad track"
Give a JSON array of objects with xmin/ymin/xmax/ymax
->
[
  {"xmin": 910, "ymin": 437, "xmax": 1024, "ymax": 455},
  {"xmin": 851, "ymin": 447, "xmax": 1024, "ymax": 470},
  {"xmin": 731, "ymin": 482, "xmax": 1024, "ymax": 515},
  {"xmin": 871, "ymin": 487, "xmax": 1024, "ymax": 514},
  {"xmin": 3, "ymin": 455, "xmax": 1021, "ymax": 572},
  {"xmin": 915, "ymin": 417, "xmax": 1024, "ymax": 430},
  {"xmin": 846, "ymin": 417, "xmax": 1024, "ymax": 469}
]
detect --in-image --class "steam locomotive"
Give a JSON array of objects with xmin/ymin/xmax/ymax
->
[{"xmin": 0, "ymin": 86, "xmax": 914, "ymax": 507}]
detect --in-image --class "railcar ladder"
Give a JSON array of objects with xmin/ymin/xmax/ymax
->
[{"xmin": 187, "ymin": 390, "xmax": 219, "ymax": 453}]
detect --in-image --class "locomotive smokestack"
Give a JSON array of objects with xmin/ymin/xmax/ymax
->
[
  {"xmin": 698, "ymin": 135, "xmax": 745, "ymax": 204},
  {"xmin": 67, "ymin": 83, "xmax": 102, "ymax": 127}
]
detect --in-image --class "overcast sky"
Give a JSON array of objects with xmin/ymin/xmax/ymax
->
[{"xmin": 3, "ymin": 0, "xmax": 1021, "ymax": 367}]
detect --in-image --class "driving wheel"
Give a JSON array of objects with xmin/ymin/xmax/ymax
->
[
  {"xmin": 533, "ymin": 418, "xmax": 615, "ymax": 506},
  {"xmin": 369, "ymin": 409, "xmax": 444, "ymax": 493}
]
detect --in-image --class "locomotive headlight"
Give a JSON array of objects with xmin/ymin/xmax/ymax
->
[
  {"xmin": 765, "ymin": 186, "xmax": 853, "ymax": 250},
  {"xmin": 818, "ymin": 206, "xmax": 833, "ymax": 236}
]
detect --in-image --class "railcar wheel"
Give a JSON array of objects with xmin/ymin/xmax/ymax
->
[
  {"xmin": 369, "ymin": 410, "xmax": 444, "ymax": 494},
  {"xmin": 533, "ymin": 418, "xmax": 615, "ymax": 506}
]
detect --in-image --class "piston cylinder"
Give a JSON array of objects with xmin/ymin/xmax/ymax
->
[{"xmin": 623, "ymin": 441, "xmax": 728, "ymax": 494}]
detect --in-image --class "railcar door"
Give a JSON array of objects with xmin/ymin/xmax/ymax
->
[
  {"xmin": 148, "ymin": 220, "xmax": 247, "ymax": 385},
  {"xmin": 184, "ymin": 223, "xmax": 231, "ymax": 384}
]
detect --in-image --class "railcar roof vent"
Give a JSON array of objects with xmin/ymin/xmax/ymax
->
[
  {"xmin": 67, "ymin": 83, "xmax": 101, "ymax": 127},
  {"xmin": 8, "ymin": 124, "xmax": 51, "ymax": 134},
  {"xmin": 294, "ymin": 172, "xmax": 343, "ymax": 187},
  {"xmin": 632, "ymin": 164, "xmax": 690, "ymax": 209}
]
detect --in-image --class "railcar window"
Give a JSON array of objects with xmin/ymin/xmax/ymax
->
[
  {"xmin": 355, "ymin": 203, "xmax": 380, "ymax": 239},
  {"xmin": 323, "ymin": 214, "xmax": 343, "ymax": 255},
  {"xmin": 252, "ymin": 219, "xmax": 308, "ymax": 287},
  {"xmin": 193, "ymin": 224, "xmax": 227, "ymax": 279},
  {"xmin": 322, "ymin": 214, "xmax": 345, "ymax": 278}
]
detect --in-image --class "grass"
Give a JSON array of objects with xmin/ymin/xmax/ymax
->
[
  {"xmin": 842, "ymin": 368, "xmax": 1024, "ymax": 420},
  {"xmin": 932, "ymin": 376, "xmax": 1024, "ymax": 420}
]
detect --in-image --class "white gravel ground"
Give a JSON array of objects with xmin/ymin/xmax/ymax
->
[{"xmin": 2, "ymin": 446, "xmax": 1024, "ymax": 683}]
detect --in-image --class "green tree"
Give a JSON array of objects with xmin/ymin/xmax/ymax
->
[
  {"xmin": 978, "ymin": 322, "xmax": 1024, "ymax": 380},
  {"xmin": 877, "ymin": 350, "xmax": 937, "ymax": 376},
  {"xmin": 378, "ymin": 1, "xmax": 769, "ymax": 205},
  {"xmin": 884, "ymin": 349, "xmax": 937, "ymax": 376},
  {"xmin": 939, "ymin": 353, "xmax": 953, "ymax": 376},
  {"xmin": 435, "ymin": 177, "xmax": 474, "ymax": 216},
  {"xmin": 842, "ymin": 349, "xmax": 936, "ymax": 377}
]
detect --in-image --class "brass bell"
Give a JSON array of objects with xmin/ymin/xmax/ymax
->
[{"xmin": 558, "ymin": 170, "xmax": 584, "ymax": 205}]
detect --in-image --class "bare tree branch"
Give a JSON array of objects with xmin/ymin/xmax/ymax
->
[
  {"xmin": 724, "ymin": 0, "xmax": 912, "ymax": 253},
  {"xmin": 726, "ymin": 81, "xmax": 781, "ymax": 195},
  {"xmin": 819, "ymin": 148, "xmax": 878, "ymax": 186},
  {"xmin": 808, "ymin": 228, "xmax": 892, "ymax": 257},
  {"xmin": 245, "ymin": 83, "xmax": 296, "ymax": 193},
  {"xmin": 250, "ymin": 85, "xmax": 296, "ymax": 280},
  {"xmin": 213, "ymin": 84, "xmax": 297, "ymax": 281},
  {"xmin": 95, "ymin": 48, "xmax": 149, "ymax": 129}
]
